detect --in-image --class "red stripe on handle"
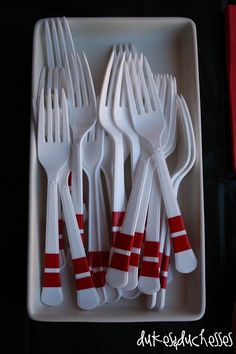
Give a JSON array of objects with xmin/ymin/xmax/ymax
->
[
  {"xmin": 44, "ymin": 253, "xmax": 60, "ymax": 268},
  {"xmin": 112, "ymin": 211, "xmax": 126, "ymax": 227},
  {"xmin": 75, "ymin": 276, "xmax": 94, "ymax": 290},
  {"xmin": 114, "ymin": 232, "xmax": 133, "ymax": 251},
  {"xmin": 161, "ymin": 254, "xmax": 170, "ymax": 272},
  {"xmin": 92, "ymin": 271, "xmax": 106, "ymax": 288},
  {"xmin": 168, "ymin": 215, "xmax": 185, "ymax": 233},
  {"xmin": 130, "ymin": 252, "xmax": 140, "ymax": 267},
  {"xmin": 43, "ymin": 272, "xmax": 61, "ymax": 287},
  {"xmin": 88, "ymin": 251, "xmax": 110, "ymax": 268},
  {"xmin": 73, "ymin": 257, "xmax": 90, "ymax": 274},
  {"xmin": 143, "ymin": 241, "xmax": 160, "ymax": 257},
  {"xmin": 132, "ymin": 232, "xmax": 144, "ymax": 248},
  {"xmin": 76, "ymin": 214, "xmax": 84, "ymax": 230},
  {"xmin": 110, "ymin": 253, "xmax": 130, "ymax": 271},
  {"xmin": 172, "ymin": 234, "xmax": 191, "ymax": 253},
  {"xmin": 160, "ymin": 275, "xmax": 167, "ymax": 289},
  {"xmin": 140, "ymin": 261, "xmax": 159, "ymax": 278}
]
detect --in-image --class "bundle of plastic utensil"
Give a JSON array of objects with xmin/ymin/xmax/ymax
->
[{"xmin": 33, "ymin": 17, "xmax": 197, "ymax": 311}]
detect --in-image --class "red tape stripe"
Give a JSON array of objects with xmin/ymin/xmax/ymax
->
[
  {"xmin": 75, "ymin": 276, "xmax": 94, "ymax": 290},
  {"xmin": 76, "ymin": 214, "xmax": 84, "ymax": 230},
  {"xmin": 172, "ymin": 234, "xmax": 191, "ymax": 253},
  {"xmin": 168, "ymin": 215, "xmax": 185, "ymax": 233},
  {"xmin": 110, "ymin": 252, "xmax": 130, "ymax": 271},
  {"xmin": 132, "ymin": 232, "xmax": 144, "ymax": 248},
  {"xmin": 130, "ymin": 252, "xmax": 140, "ymax": 267},
  {"xmin": 140, "ymin": 261, "xmax": 159, "ymax": 278},
  {"xmin": 114, "ymin": 233, "xmax": 133, "ymax": 251},
  {"xmin": 143, "ymin": 241, "xmax": 160, "ymax": 257},
  {"xmin": 160, "ymin": 275, "xmax": 167, "ymax": 289},
  {"xmin": 88, "ymin": 251, "xmax": 110, "ymax": 268},
  {"xmin": 161, "ymin": 254, "xmax": 170, "ymax": 272},
  {"xmin": 44, "ymin": 253, "xmax": 60, "ymax": 268},
  {"xmin": 73, "ymin": 257, "xmax": 89, "ymax": 274},
  {"xmin": 92, "ymin": 271, "xmax": 106, "ymax": 288},
  {"xmin": 43, "ymin": 272, "xmax": 61, "ymax": 287},
  {"xmin": 112, "ymin": 211, "xmax": 126, "ymax": 227}
]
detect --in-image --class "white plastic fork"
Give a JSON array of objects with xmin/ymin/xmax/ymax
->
[
  {"xmin": 98, "ymin": 48, "xmax": 126, "ymax": 262},
  {"xmin": 138, "ymin": 74, "xmax": 177, "ymax": 295},
  {"xmin": 156, "ymin": 94, "xmax": 197, "ymax": 310},
  {"xmin": 58, "ymin": 161, "xmax": 100, "ymax": 310},
  {"xmin": 46, "ymin": 17, "xmax": 96, "ymax": 241},
  {"xmin": 124, "ymin": 57, "xmax": 197, "ymax": 274},
  {"xmin": 37, "ymin": 68, "xmax": 70, "ymax": 306}
]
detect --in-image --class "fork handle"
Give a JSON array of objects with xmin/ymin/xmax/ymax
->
[
  {"xmin": 106, "ymin": 157, "xmax": 152, "ymax": 288},
  {"xmin": 41, "ymin": 179, "xmax": 63, "ymax": 306},
  {"xmin": 59, "ymin": 172, "xmax": 100, "ymax": 310},
  {"xmin": 138, "ymin": 173, "xmax": 161, "ymax": 295},
  {"xmin": 71, "ymin": 142, "xmax": 84, "ymax": 228},
  {"xmin": 154, "ymin": 148, "xmax": 197, "ymax": 273}
]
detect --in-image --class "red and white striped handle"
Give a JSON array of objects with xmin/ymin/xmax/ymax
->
[
  {"xmin": 168, "ymin": 215, "xmax": 197, "ymax": 273},
  {"xmin": 138, "ymin": 241, "xmax": 160, "ymax": 294}
]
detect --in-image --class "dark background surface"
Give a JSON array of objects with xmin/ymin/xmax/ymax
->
[{"xmin": 2, "ymin": 0, "xmax": 236, "ymax": 353}]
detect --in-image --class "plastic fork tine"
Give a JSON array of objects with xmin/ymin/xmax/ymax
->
[
  {"xmin": 46, "ymin": 67, "xmax": 53, "ymax": 97},
  {"xmin": 106, "ymin": 50, "xmax": 122, "ymax": 105},
  {"xmin": 62, "ymin": 17, "xmax": 76, "ymax": 55},
  {"xmin": 51, "ymin": 19, "xmax": 62, "ymax": 66},
  {"xmin": 38, "ymin": 89, "xmax": 45, "ymax": 142},
  {"xmin": 99, "ymin": 49, "xmax": 115, "ymax": 108},
  {"xmin": 136, "ymin": 59, "xmax": 152, "ymax": 112},
  {"xmin": 61, "ymin": 89, "xmax": 70, "ymax": 142},
  {"xmin": 46, "ymin": 86, "xmax": 53, "ymax": 143},
  {"xmin": 130, "ymin": 61, "xmax": 145, "ymax": 115},
  {"xmin": 130, "ymin": 43, "xmax": 137, "ymax": 56},
  {"xmin": 45, "ymin": 20, "xmax": 55, "ymax": 67},
  {"xmin": 56, "ymin": 18, "xmax": 67, "ymax": 65},
  {"xmin": 35, "ymin": 67, "xmax": 46, "ymax": 116},
  {"xmin": 64, "ymin": 54, "xmax": 75, "ymax": 106},
  {"xmin": 143, "ymin": 57, "xmax": 161, "ymax": 112},
  {"xmin": 52, "ymin": 66, "xmax": 59, "ymax": 93},
  {"xmin": 124, "ymin": 62, "xmax": 139, "ymax": 116},
  {"xmin": 81, "ymin": 51, "xmax": 96, "ymax": 110},
  {"xmin": 70, "ymin": 53, "xmax": 82, "ymax": 106},
  {"xmin": 76, "ymin": 53, "xmax": 88, "ymax": 106},
  {"xmin": 53, "ymin": 89, "xmax": 60, "ymax": 142},
  {"xmin": 114, "ymin": 53, "xmax": 125, "ymax": 108}
]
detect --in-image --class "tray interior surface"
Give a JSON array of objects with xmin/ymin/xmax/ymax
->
[{"xmin": 28, "ymin": 17, "xmax": 205, "ymax": 322}]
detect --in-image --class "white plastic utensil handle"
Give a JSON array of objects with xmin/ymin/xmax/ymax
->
[
  {"xmin": 154, "ymin": 148, "xmax": 197, "ymax": 273},
  {"xmin": 41, "ymin": 178, "xmax": 63, "ymax": 306},
  {"xmin": 106, "ymin": 155, "xmax": 151, "ymax": 288},
  {"xmin": 111, "ymin": 142, "xmax": 126, "ymax": 245},
  {"xmin": 59, "ymin": 166, "xmax": 100, "ymax": 310},
  {"xmin": 71, "ymin": 141, "xmax": 85, "ymax": 239},
  {"xmin": 97, "ymin": 171, "xmax": 121, "ymax": 303},
  {"xmin": 87, "ymin": 168, "xmax": 107, "ymax": 305},
  {"xmin": 138, "ymin": 172, "xmax": 161, "ymax": 295},
  {"xmin": 156, "ymin": 232, "xmax": 171, "ymax": 310},
  {"xmin": 122, "ymin": 163, "xmax": 153, "ymax": 291}
]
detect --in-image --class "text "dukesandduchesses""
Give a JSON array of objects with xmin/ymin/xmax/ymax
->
[{"xmin": 137, "ymin": 329, "xmax": 233, "ymax": 350}]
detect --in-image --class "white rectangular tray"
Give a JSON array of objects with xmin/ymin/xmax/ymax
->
[{"xmin": 28, "ymin": 17, "xmax": 205, "ymax": 322}]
